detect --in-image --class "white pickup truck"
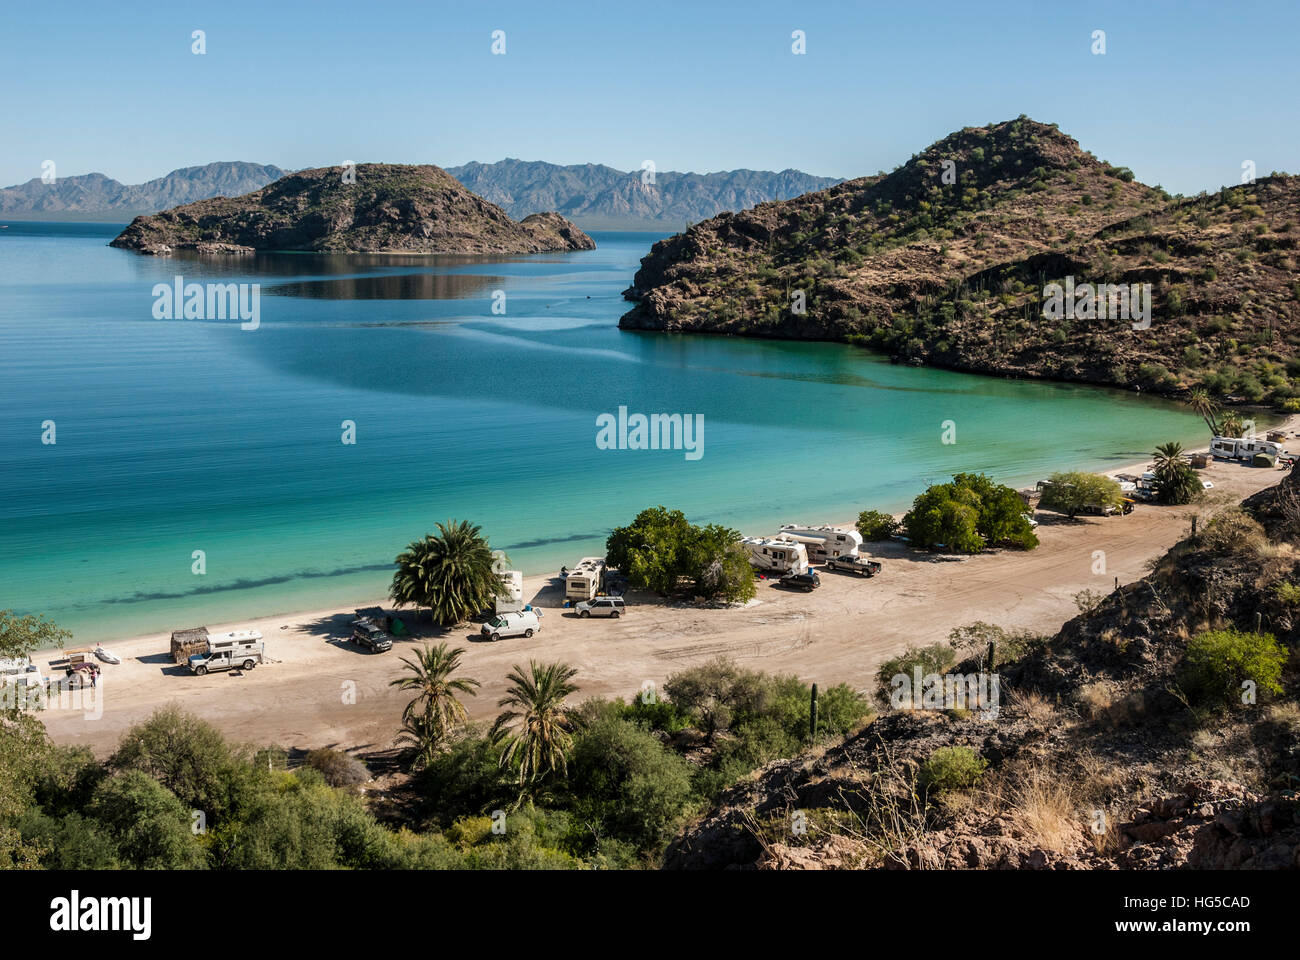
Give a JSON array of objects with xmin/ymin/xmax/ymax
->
[{"xmin": 188, "ymin": 631, "xmax": 264, "ymax": 675}]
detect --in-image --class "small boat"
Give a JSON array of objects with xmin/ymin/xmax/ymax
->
[{"xmin": 94, "ymin": 645, "xmax": 121, "ymax": 664}]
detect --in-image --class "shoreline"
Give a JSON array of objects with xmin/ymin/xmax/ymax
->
[
  {"xmin": 34, "ymin": 417, "xmax": 1299, "ymax": 758},
  {"xmin": 32, "ymin": 422, "xmax": 1293, "ymax": 654}
]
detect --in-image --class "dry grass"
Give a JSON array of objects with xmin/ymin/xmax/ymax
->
[
  {"xmin": 1005, "ymin": 687, "xmax": 1059, "ymax": 726},
  {"xmin": 1013, "ymin": 771, "xmax": 1081, "ymax": 855},
  {"xmin": 1076, "ymin": 681, "xmax": 1148, "ymax": 728}
]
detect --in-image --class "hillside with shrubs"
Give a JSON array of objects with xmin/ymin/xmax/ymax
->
[
  {"xmin": 663, "ymin": 467, "xmax": 1300, "ymax": 869},
  {"xmin": 621, "ymin": 117, "xmax": 1300, "ymax": 410}
]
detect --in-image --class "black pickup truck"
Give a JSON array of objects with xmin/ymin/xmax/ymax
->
[
  {"xmin": 824, "ymin": 555, "xmax": 883, "ymax": 577},
  {"xmin": 351, "ymin": 619, "xmax": 393, "ymax": 653}
]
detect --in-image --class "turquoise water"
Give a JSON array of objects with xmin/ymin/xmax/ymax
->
[{"xmin": 0, "ymin": 222, "xmax": 1208, "ymax": 642}]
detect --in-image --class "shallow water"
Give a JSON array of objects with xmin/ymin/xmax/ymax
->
[{"xmin": 0, "ymin": 222, "xmax": 1208, "ymax": 641}]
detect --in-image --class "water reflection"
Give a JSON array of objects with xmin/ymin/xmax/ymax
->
[{"xmin": 265, "ymin": 272, "xmax": 505, "ymax": 300}]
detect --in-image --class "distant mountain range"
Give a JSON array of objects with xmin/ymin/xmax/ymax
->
[
  {"xmin": 446, "ymin": 159, "xmax": 843, "ymax": 228},
  {"xmin": 0, "ymin": 162, "xmax": 286, "ymax": 217},
  {"xmin": 1, "ymin": 158, "xmax": 842, "ymax": 229}
]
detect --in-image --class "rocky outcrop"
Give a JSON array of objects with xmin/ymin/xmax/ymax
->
[{"xmin": 110, "ymin": 164, "xmax": 596, "ymax": 256}]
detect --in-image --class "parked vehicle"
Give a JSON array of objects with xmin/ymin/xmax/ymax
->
[
  {"xmin": 0, "ymin": 658, "xmax": 44, "ymax": 698},
  {"xmin": 351, "ymin": 620, "xmax": 393, "ymax": 653},
  {"xmin": 481, "ymin": 610, "xmax": 542, "ymax": 641},
  {"xmin": 1211, "ymin": 435, "xmax": 1289, "ymax": 462},
  {"xmin": 495, "ymin": 570, "xmax": 525, "ymax": 614},
  {"xmin": 188, "ymin": 631, "xmax": 264, "ymax": 675},
  {"xmin": 565, "ymin": 557, "xmax": 606, "ymax": 604},
  {"xmin": 741, "ymin": 537, "xmax": 810, "ymax": 575},
  {"xmin": 776, "ymin": 524, "xmax": 863, "ymax": 562},
  {"xmin": 63, "ymin": 662, "xmax": 100, "ymax": 688},
  {"xmin": 776, "ymin": 570, "xmax": 820, "ymax": 592},
  {"xmin": 824, "ymin": 554, "xmax": 882, "ymax": 577},
  {"xmin": 576, "ymin": 596, "xmax": 626, "ymax": 618}
]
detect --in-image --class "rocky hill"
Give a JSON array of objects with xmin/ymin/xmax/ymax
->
[
  {"xmin": 622, "ymin": 118, "xmax": 1300, "ymax": 409},
  {"xmin": 109, "ymin": 164, "xmax": 595, "ymax": 255},
  {"xmin": 447, "ymin": 158, "xmax": 842, "ymax": 228},
  {"xmin": 0, "ymin": 161, "xmax": 285, "ymax": 215},
  {"xmin": 664, "ymin": 469, "xmax": 1300, "ymax": 870}
]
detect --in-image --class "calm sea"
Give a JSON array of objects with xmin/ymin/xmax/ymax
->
[{"xmin": 0, "ymin": 221, "xmax": 1208, "ymax": 641}]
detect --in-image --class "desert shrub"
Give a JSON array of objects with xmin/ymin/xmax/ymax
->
[
  {"xmin": 946, "ymin": 621, "xmax": 1044, "ymax": 667},
  {"xmin": 877, "ymin": 642, "xmax": 957, "ymax": 690},
  {"xmin": 303, "ymin": 749, "xmax": 370, "ymax": 790},
  {"xmin": 1195, "ymin": 507, "xmax": 1270, "ymax": 557},
  {"xmin": 918, "ymin": 746, "xmax": 987, "ymax": 793},
  {"xmin": 1275, "ymin": 582, "xmax": 1300, "ymax": 605},
  {"xmin": 857, "ymin": 509, "xmax": 900, "ymax": 541},
  {"xmin": 1179, "ymin": 629, "xmax": 1288, "ymax": 707}
]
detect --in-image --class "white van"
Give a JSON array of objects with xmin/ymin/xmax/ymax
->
[{"xmin": 481, "ymin": 610, "xmax": 542, "ymax": 641}]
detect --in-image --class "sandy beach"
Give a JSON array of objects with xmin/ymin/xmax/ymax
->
[{"xmin": 36, "ymin": 424, "xmax": 1298, "ymax": 757}]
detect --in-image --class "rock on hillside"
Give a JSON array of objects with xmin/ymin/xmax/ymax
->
[{"xmin": 110, "ymin": 164, "xmax": 596, "ymax": 256}]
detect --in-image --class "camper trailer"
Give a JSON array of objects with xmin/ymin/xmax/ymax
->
[
  {"xmin": 741, "ymin": 537, "xmax": 810, "ymax": 575},
  {"xmin": 565, "ymin": 558, "xmax": 606, "ymax": 604},
  {"xmin": 776, "ymin": 524, "xmax": 863, "ymax": 562},
  {"xmin": 1210, "ymin": 436, "xmax": 1289, "ymax": 462},
  {"xmin": 188, "ymin": 630, "xmax": 264, "ymax": 675},
  {"xmin": 495, "ymin": 570, "xmax": 525, "ymax": 614}
]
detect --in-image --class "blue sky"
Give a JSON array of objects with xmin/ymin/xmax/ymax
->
[{"xmin": 3, "ymin": 0, "xmax": 1297, "ymax": 194}]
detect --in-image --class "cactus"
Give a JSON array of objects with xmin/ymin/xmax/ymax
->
[{"xmin": 809, "ymin": 683, "xmax": 819, "ymax": 738}]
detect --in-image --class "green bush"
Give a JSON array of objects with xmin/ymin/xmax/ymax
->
[
  {"xmin": 918, "ymin": 746, "xmax": 988, "ymax": 793},
  {"xmin": 1038, "ymin": 471, "xmax": 1125, "ymax": 518},
  {"xmin": 606, "ymin": 506, "xmax": 754, "ymax": 602},
  {"xmin": 1179, "ymin": 629, "xmax": 1287, "ymax": 706},
  {"xmin": 565, "ymin": 714, "xmax": 696, "ymax": 856},
  {"xmin": 876, "ymin": 642, "xmax": 958, "ymax": 690},
  {"xmin": 903, "ymin": 473, "xmax": 1038, "ymax": 552},
  {"xmin": 857, "ymin": 509, "xmax": 900, "ymax": 541}
]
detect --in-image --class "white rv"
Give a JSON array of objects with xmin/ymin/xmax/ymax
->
[
  {"xmin": 565, "ymin": 557, "xmax": 606, "ymax": 604},
  {"xmin": 495, "ymin": 570, "xmax": 524, "ymax": 614},
  {"xmin": 776, "ymin": 524, "xmax": 863, "ymax": 562},
  {"xmin": 1210, "ymin": 436, "xmax": 1288, "ymax": 462},
  {"xmin": 741, "ymin": 537, "xmax": 810, "ymax": 575}
]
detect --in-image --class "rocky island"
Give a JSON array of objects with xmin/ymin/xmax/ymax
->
[
  {"xmin": 622, "ymin": 118, "xmax": 1299, "ymax": 408},
  {"xmin": 109, "ymin": 163, "xmax": 596, "ymax": 255}
]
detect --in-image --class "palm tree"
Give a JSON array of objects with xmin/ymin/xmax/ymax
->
[
  {"xmin": 1186, "ymin": 389, "xmax": 1222, "ymax": 437},
  {"xmin": 1219, "ymin": 410, "xmax": 1245, "ymax": 438},
  {"xmin": 390, "ymin": 520, "xmax": 503, "ymax": 625},
  {"xmin": 490, "ymin": 660, "xmax": 580, "ymax": 794},
  {"xmin": 393, "ymin": 711, "xmax": 444, "ymax": 771},
  {"xmin": 1152, "ymin": 442, "xmax": 1201, "ymax": 505},
  {"xmin": 389, "ymin": 643, "xmax": 479, "ymax": 754}
]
